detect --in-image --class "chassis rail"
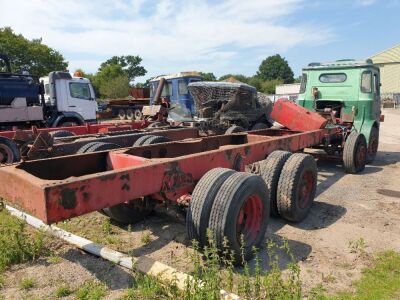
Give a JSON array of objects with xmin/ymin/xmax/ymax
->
[{"xmin": 0, "ymin": 128, "xmax": 336, "ymax": 224}]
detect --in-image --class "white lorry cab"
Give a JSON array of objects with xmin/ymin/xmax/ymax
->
[{"xmin": 40, "ymin": 71, "xmax": 98, "ymax": 126}]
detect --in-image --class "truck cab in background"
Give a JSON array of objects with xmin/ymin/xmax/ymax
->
[
  {"xmin": 149, "ymin": 72, "xmax": 203, "ymax": 122},
  {"xmin": 40, "ymin": 71, "xmax": 98, "ymax": 126},
  {"xmin": 297, "ymin": 59, "xmax": 381, "ymax": 163}
]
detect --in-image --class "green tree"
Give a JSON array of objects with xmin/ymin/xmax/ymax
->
[
  {"xmin": 257, "ymin": 54, "xmax": 294, "ymax": 83},
  {"xmin": 92, "ymin": 64, "xmax": 128, "ymax": 98},
  {"xmin": 99, "ymin": 75, "xmax": 130, "ymax": 99},
  {"xmin": 0, "ymin": 27, "xmax": 68, "ymax": 76},
  {"xmin": 99, "ymin": 55, "xmax": 146, "ymax": 82},
  {"xmin": 199, "ymin": 72, "xmax": 217, "ymax": 81}
]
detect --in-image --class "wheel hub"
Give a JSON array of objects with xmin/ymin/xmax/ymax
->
[
  {"xmin": 298, "ymin": 170, "xmax": 314, "ymax": 209},
  {"xmin": 236, "ymin": 194, "xmax": 263, "ymax": 246}
]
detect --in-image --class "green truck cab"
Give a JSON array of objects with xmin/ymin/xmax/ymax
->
[{"xmin": 297, "ymin": 59, "xmax": 381, "ymax": 166}]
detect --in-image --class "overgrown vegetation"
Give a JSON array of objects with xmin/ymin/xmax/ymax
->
[
  {"xmin": 75, "ymin": 280, "xmax": 107, "ymax": 300},
  {"xmin": 0, "ymin": 207, "xmax": 46, "ymax": 273},
  {"xmin": 55, "ymin": 285, "xmax": 72, "ymax": 298},
  {"xmin": 18, "ymin": 277, "xmax": 36, "ymax": 290},
  {"xmin": 125, "ymin": 231, "xmax": 302, "ymax": 300}
]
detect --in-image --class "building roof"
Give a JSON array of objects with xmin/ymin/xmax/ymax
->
[{"xmin": 369, "ymin": 44, "xmax": 400, "ymax": 64}]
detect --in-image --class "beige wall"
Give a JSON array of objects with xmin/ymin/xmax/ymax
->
[{"xmin": 370, "ymin": 45, "xmax": 400, "ymax": 94}]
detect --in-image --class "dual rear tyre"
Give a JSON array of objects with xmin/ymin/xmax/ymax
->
[{"xmin": 186, "ymin": 151, "xmax": 318, "ymax": 261}]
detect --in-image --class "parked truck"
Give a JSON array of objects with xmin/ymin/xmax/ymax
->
[
  {"xmin": 0, "ymin": 54, "xmax": 98, "ymax": 130},
  {"xmin": 297, "ymin": 59, "xmax": 382, "ymax": 166}
]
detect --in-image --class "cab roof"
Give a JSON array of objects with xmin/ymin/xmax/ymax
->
[
  {"xmin": 150, "ymin": 71, "xmax": 202, "ymax": 82},
  {"xmin": 303, "ymin": 59, "xmax": 379, "ymax": 71}
]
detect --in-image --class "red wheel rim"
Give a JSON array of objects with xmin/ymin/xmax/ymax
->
[
  {"xmin": 298, "ymin": 170, "xmax": 314, "ymax": 209},
  {"xmin": 236, "ymin": 194, "xmax": 263, "ymax": 246},
  {"xmin": 356, "ymin": 143, "xmax": 366, "ymax": 167}
]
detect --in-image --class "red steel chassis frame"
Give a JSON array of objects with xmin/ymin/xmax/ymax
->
[
  {"xmin": 0, "ymin": 121, "xmax": 150, "ymax": 139},
  {"xmin": 0, "ymin": 127, "xmax": 336, "ymax": 224}
]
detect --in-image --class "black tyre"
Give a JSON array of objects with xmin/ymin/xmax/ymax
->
[
  {"xmin": 366, "ymin": 127, "xmax": 379, "ymax": 164},
  {"xmin": 86, "ymin": 142, "xmax": 121, "ymax": 153},
  {"xmin": 49, "ymin": 130, "xmax": 75, "ymax": 138},
  {"xmin": 77, "ymin": 142, "xmax": 99, "ymax": 154},
  {"xmin": 0, "ymin": 137, "xmax": 21, "ymax": 164},
  {"xmin": 343, "ymin": 131, "xmax": 367, "ymax": 174},
  {"xmin": 225, "ymin": 125, "xmax": 245, "ymax": 134},
  {"xmin": 134, "ymin": 109, "xmax": 143, "ymax": 120},
  {"xmin": 143, "ymin": 135, "xmax": 170, "ymax": 146},
  {"xmin": 126, "ymin": 109, "xmax": 134, "ymax": 120},
  {"xmin": 133, "ymin": 135, "xmax": 155, "ymax": 147},
  {"xmin": 277, "ymin": 153, "xmax": 317, "ymax": 222},
  {"xmin": 209, "ymin": 172, "xmax": 270, "ymax": 261},
  {"xmin": 251, "ymin": 123, "xmax": 268, "ymax": 130},
  {"xmin": 59, "ymin": 120, "xmax": 79, "ymax": 127},
  {"xmin": 186, "ymin": 168, "xmax": 236, "ymax": 247},
  {"xmin": 257, "ymin": 151, "xmax": 292, "ymax": 217},
  {"xmin": 102, "ymin": 197, "xmax": 156, "ymax": 224},
  {"xmin": 118, "ymin": 109, "xmax": 126, "ymax": 120}
]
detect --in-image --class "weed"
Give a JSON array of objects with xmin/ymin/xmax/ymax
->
[
  {"xmin": 140, "ymin": 231, "xmax": 152, "ymax": 245},
  {"xmin": 18, "ymin": 277, "xmax": 36, "ymax": 290},
  {"xmin": 348, "ymin": 238, "xmax": 367, "ymax": 256},
  {"xmin": 130, "ymin": 270, "xmax": 172, "ymax": 299},
  {"xmin": 309, "ymin": 283, "xmax": 327, "ymax": 300},
  {"xmin": 101, "ymin": 219, "xmax": 113, "ymax": 235},
  {"xmin": 0, "ymin": 274, "xmax": 4, "ymax": 289},
  {"xmin": 55, "ymin": 285, "xmax": 72, "ymax": 298},
  {"xmin": 322, "ymin": 272, "xmax": 336, "ymax": 284},
  {"xmin": 76, "ymin": 280, "xmax": 107, "ymax": 300},
  {"xmin": 0, "ymin": 210, "xmax": 46, "ymax": 272},
  {"xmin": 48, "ymin": 254, "xmax": 62, "ymax": 264}
]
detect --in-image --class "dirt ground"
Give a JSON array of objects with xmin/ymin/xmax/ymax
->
[{"xmin": 1, "ymin": 109, "xmax": 399, "ymax": 299}]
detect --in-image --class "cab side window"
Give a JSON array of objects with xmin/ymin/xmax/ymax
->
[
  {"xmin": 361, "ymin": 71, "xmax": 372, "ymax": 93},
  {"xmin": 373, "ymin": 73, "xmax": 379, "ymax": 95}
]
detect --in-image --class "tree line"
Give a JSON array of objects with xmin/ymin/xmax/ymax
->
[{"xmin": 0, "ymin": 27, "xmax": 296, "ymax": 98}]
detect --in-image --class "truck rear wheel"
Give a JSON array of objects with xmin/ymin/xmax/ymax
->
[
  {"xmin": 208, "ymin": 172, "xmax": 270, "ymax": 261},
  {"xmin": 366, "ymin": 127, "xmax": 379, "ymax": 164},
  {"xmin": 126, "ymin": 109, "xmax": 134, "ymax": 120},
  {"xmin": 49, "ymin": 130, "xmax": 75, "ymax": 138},
  {"xmin": 277, "ymin": 153, "xmax": 317, "ymax": 222},
  {"xmin": 118, "ymin": 109, "xmax": 126, "ymax": 120},
  {"xmin": 256, "ymin": 150, "xmax": 292, "ymax": 217},
  {"xmin": 133, "ymin": 135, "xmax": 155, "ymax": 147},
  {"xmin": 186, "ymin": 168, "xmax": 235, "ymax": 247},
  {"xmin": 0, "ymin": 137, "xmax": 20, "ymax": 164},
  {"xmin": 343, "ymin": 131, "xmax": 367, "ymax": 173},
  {"xmin": 102, "ymin": 197, "xmax": 156, "ymax": 224},
  {"xmin": 134, "ymin": 109, "xmax": 143, "ymax": 120}
]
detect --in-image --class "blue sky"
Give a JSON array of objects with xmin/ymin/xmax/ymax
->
[{"xmin": 0, "ymin": 0, "xmax": 399, "ymax": 82}]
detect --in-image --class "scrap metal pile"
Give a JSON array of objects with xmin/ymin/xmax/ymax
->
[{"xmin": 188, "ymin": 81, "xmax": 273, "ymax": 132}]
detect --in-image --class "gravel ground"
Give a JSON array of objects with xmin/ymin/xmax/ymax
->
[{"xmin": 1, "ymin": 109, "xmax": 399, "ymax": 299}]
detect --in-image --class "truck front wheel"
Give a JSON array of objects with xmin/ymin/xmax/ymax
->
[{"xmin": 343, "ymin": 131, "xmax": 367, "ymax": 174}]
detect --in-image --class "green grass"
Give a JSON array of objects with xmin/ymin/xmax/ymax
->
[
  {"xmin": 0, "ymin": 209, "xmax": 46, "ymax": 273},
  {"xmin": 76, "ymin": 280, "xmax": 107, "ymax": 300},
  {"xmin": 18, "ymin": 277, "xmax": 36, "ymax": 290},
  {"xmin": 310, "ymin": 250, "xmax": 400, "ymax": 300},
  {"xmin": 55, "ymin": 285, "xmax": 72, "ymax": 298}
]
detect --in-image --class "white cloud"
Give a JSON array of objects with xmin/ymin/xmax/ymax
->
[
  {"xmin": 355, "ymin": 0, "xmax": 376, "ymax": 6},
  {"xmin": 0, "ymin": 0, "xmax": 334, "ymax": 79}
]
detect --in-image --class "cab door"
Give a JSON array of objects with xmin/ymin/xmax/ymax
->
[
  {"xmin": 372, "ymin": 71, "xmax": 381, "ymax": 122},
  {"xmin": 65, "ymin": 81, "xmax": 98, "ymax": 120}
]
